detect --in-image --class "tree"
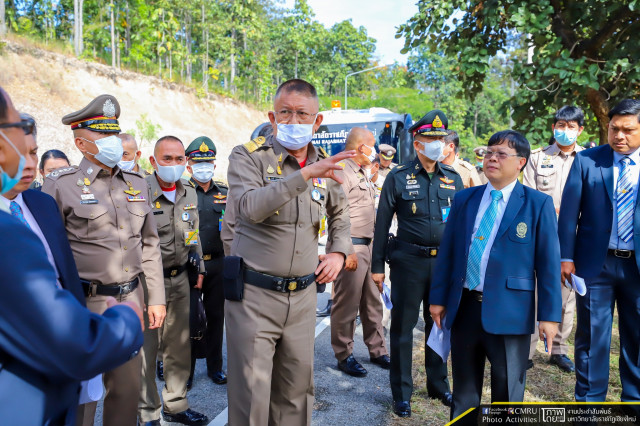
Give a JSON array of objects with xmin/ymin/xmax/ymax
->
[{"xmin": 398, "ymin": 0, "xmax": 640, "ymax": 145}]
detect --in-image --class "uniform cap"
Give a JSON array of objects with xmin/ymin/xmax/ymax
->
[
  {"xmin": 62, "ymin": 94, "xmax": 121, "ymax": 133},
  {"xmin": 378, "ymin": 144, "xmax": 396, "ymax": 160},
  {"xmin": 408, "ymin": 109, "xmax": 448, "ymax": 136},
  {"xmin": 186, "ymin": 136, "xmax": 217, "ymax": 161}
]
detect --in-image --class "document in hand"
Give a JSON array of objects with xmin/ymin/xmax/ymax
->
[
  {"xmin": 564, "ymin": 273, "xmax": 587, "ymax": 296},
  {"xmin": 381, "ymin": 282, "xmax": 393, "ymax": 310},
  {"xmin": 427, "ymin": 318, "xmax": 451, "ymax": 362}
]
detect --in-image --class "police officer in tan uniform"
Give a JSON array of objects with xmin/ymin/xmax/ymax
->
[
  {"xmin": 473, "ymin": 146, "xmax": 489, "ymax": 184},
  {"xmin": 224, "ymin": 79, "xmax": 353, "ymax": 425},
  {"xmin": 42, "ymin": 94, "xmax": 166, "ymax": 426},
  {"xmin": 377, "ymin": 143, "xmax": 397, "ymax": 179},
  {"xmin": 523, "ymin": 106, "xmax": 585, "ymax": 373},
  {"xmin": 331, "ymin": 128, "xmax": 390, "ymax": 377},
  {"xmin": 139, "ymin": 136, "xmax": 209, "ymax": 425},
  {"xmin": 442, "ymin": 130, "xmax": 482, "ymax": 188}
]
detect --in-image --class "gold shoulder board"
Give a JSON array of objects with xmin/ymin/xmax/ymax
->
[{"xmin": 244, "ymin": 136, "xmax": 266, "ymax": 153}]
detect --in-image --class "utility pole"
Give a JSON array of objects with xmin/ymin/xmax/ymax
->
[{"xmin": 344, "ymin": 64, "xmax": 389, "ymax": 110}]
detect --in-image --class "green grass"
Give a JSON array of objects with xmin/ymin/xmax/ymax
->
[{"xmin": 387, "ymin": 309, "xmax": 622, "ymax": 425}]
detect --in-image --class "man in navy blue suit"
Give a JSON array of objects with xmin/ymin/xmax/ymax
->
[
  {"xmin": 430, "ymin": 130, "xmax": 562, "ymax": 421},
  {"xmin": 559, "ymin": 99, "xmax": 640, "ymax": 411},
  {"xmin": 0, "ymin": 86, "xmax": 144, "ymax": 425}
]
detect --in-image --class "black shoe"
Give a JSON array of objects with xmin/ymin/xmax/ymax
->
[
  {"xmin": 156, "ymin": 361, "xmax": 164, "ymax": 381},
  {"xmin": 162, "ymin": 408, "xmax": 209, "ymax": 425},
  {"xmin": 550, "ymin": 354, "xmax": 575, "ymax": 373},
  {"xmin": 316, "ymin": 299, "xmax": 332, "ymax": 317},
  {"xmin": 142, "ymin": 421, "xmax": 161, "ymax": 426},
  {"xmin": 208, "ymin": 370, "xmax": 227, "ymax": 384},
  {"xmin": 337, "ymin": 354, "xmax": 367, "ymax": 377},
  {"xmin": 393, "ymin": 400, "xmax": 411, "ymax": 417},
  {"xmin": 527, "ymin": 359, "xmax": 534, "ymax": 370},
  {"xmin": 429, "ymin": 391, "xmax": 453, "ymax": 407},
  {"xmin": 187, "ymin": 376, "xmax": 193, "ymax": 391},
  {"xmin": 370, "ymin": 354, "xmax": 391, "ymax": 370}
]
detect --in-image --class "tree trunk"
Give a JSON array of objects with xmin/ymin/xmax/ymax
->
[
  {"xmin": 110, "ymin": 0, "xmax": 116, "ymax": 68},
  {"xmin": 473, "ymin": 106, "xmax": 478, "ymax": 138},
  {"xmin": 186, "ymin": 11, "xmax": 192, "ymax": 83},
  {"xmin": 125, "ymin": 0, "xmax": 131, "ymax": 54},
  {"xmin": 586, "ymin": 88, "xmax": 610, "ymax": 145},
  {"xmin": 78, "ymin": 0, "xmax": 84, "ymax": 54},
  {"xmin": 294, "ymin": 50, "xmax": 298, "ymax": 79},
  {"xmin": 202, "ymin": 3, "xmax": 208, "ymax": 89},
  {"xmin": 230, "ymin": 28, "xmax": 236, "ymax": 94},
  {"xmin": 0, "ymin": 0, "xmax": 6, "ymax": 36}
]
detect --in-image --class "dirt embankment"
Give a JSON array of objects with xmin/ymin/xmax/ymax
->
[{"xmin": 0, "ymin": 40, "xmax": 266, "ymax": 179}]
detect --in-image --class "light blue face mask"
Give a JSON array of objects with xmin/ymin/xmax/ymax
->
[
  {"xmin": 83, "ymin": 135, "xmax": 123, "ymax": 168},
  {"xmin": 118, "ymin": 159, "xmax": 136, "ymax": 171},
  {"xmin": 554, "ymin": 129, "xmax": 579, "ymax": 147},
  {"xmin": 0, "ymin": 129, "xmax": 26, "ymax": 195},
  {"xmin": 154, "ymin": 157, "xmax": 186, "ymax": 183},
  {"xmin": 275, "ymin": 115, "xmax": 317, "ymax": 150}
]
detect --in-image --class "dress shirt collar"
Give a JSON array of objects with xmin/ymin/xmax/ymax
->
[
  {"xmin": 0, "ymin": 191, "xmax": 23, "ymax": 210},
  {"xmin": 613, "ymin": 147, "xmax": 640, "ymax": 166},
  {"xmin": 484, "ymin": 178, "xmax": 518, "ymax": 205}
]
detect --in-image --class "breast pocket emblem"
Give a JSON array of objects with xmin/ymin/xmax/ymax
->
[{"xmin": 516, "ymin": 222, "xmax": 528, "ymax": 238}]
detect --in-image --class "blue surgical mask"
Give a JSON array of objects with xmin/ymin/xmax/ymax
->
[
  {"xmin": 275, "ymin": 116, "xmax": 316, "ymax": 150},
  {"xmin": 190, "ymin": 162, "xmax": 215, "ymax": 183},
  {"xmin": 118, "ymin": 159, "xmax": 136, "ymax": 171},
  {"xmin": 154, "ymin": 157, "xmax": 186, "ymax": 183},
  {"xmin": 83, "ymin": 135, "xmax": 123, "ymax": 168},
  {"xmin": 554, "ymin": 129, "xmax": 579, "ymax": 147},
  {"xmin": 0, "ymin": 130, "xmax": 26, "ymax": 195}
]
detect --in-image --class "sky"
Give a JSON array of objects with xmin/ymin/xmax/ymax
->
[{"xmin": 283, "ymin": 0, "xmax": 419, "ymax": 65}]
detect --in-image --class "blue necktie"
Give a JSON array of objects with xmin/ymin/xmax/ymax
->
[
  {"xmin": 617, "ymin": 157, "xmax": 634, "ymax": 243},
  {"xmin": 466, "ymin": 190, "xmax": 503, "ymax": 290},
  {"xmin": 10, "ymin": 201, "xmax": 31, "ymax": 230}
]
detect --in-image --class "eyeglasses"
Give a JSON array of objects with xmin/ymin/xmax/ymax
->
[
  {"xmin": 0, "ymin": 117, "xmax": 35, "ymax": 135},
  {"xmin": 274, "ymin": 110, "xmax": 318, "ymax": 123},
  {"xmin": 485, "ymin": 150, "xmax": 521, "ymax": 160}
]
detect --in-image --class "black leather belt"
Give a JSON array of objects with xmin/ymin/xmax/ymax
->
[
  {"xmin": 395, "ymin": 239, "xmax": 439, "ymax": 257},
  {"xmin": 352, "ymin": 237, "xmax": 372, "ymax": 246},
  {"xmin": 81, "ymin": 277, "xmax": 139, "ymax": 297},
  {"xmin": 462, "ymin": 288, "xmax": 483, "ymax": 302},
  {"xmin": 164, "ymin": 263, "xmax": 188, "ymax": 278},
  {"xmin": 244, "ymin": 269, "xmax": 315, "ymax": 293},
  {"xmin": 608, "ymin": 249, "xmax": 634, "ymax": 259}
]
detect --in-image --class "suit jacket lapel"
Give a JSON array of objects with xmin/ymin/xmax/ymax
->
[
  {"xmin": 495, "ymin": 181, "xmax": 525, "ymax": 241},
  {"xmin": 601, "ymin": 146, "xmax": 614, "ymax": 204},
  {"xmin": 22, "ymin": 192, "xmax": 63, "ymax": 280},
  {"xmin": 465, "ymin": 186, "xmax": 485, "ymax": 256}
]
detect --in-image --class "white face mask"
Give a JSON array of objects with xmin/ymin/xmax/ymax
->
[
  {"xmin": 118, "ymin": 159, "xmax": 136, "ymax": 171},
  {"xmin": 418, "ymin": 140, "xmax": 446, "ymax": 162},
  {"xmin": 83, "ymin": 135, "xmax": 123, "ymax": 168},
  {"xmin": 363, "ymin": 145, "xmax": 377, "ymax": 163},
  {"xmin": 275, "ymin": 115, "xmax": 317, "ymax": 150},
  {"xmin": 191, "ymin": 162, "xmax": 215, "ymax": 182},
  {"xmin": 154, "ymin": 157, "xmax": 186, "ymax": 183}
]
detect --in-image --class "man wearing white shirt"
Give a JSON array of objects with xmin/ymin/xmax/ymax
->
[{"xmin": 430, "ymin": 130, "xmax": 562, "ymax": 422}]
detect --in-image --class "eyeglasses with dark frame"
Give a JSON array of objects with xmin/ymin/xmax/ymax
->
[
  {"xmin": 0, "ymin": 117, "xmax": 35, "ymax": 135},
  {"xmin": 485, "ymin": 150, "xmax": 521, "ymax": 160},
  {"xmin": 274, "ymin": 110, "xmax": 318, "ymax": 123}
]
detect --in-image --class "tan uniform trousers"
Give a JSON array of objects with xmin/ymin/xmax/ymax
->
[
  {"xmin": 75, "ymin": 285, "xmax": 144, "ymax": 426},
  {"xmin": 226, "ymin": 281, "xmax": 316, "ymax": 426},
  {"xmin": 331, "ymin": 243, "xmax": 388, "ymax": 361},
  {"xmin": 529, "ymin": 282, "xmax": 576, "ymax": 358},
  {"xmin": 139, "ymin": 272, "xmax": 191, "ymax": 421}
]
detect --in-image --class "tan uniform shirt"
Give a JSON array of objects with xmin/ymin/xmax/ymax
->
[
  {"xmin": 451, "ymin": 157, "xmax": 483, "ymax": 188},
  {"xmin": 336, "ymin": 158, "xmax": 376, "ymax": 247},
  {"xmin": 522, "ymin": 143, "xmax": 584, "ymax": 212},
  {"xmin": 146, "ymin": 175, "xmax": 205, "ymax": 272},
  {"xmin": 226, "ymin": 135, "xmax": 352, "ymax": 277},
  {"xmin": 377, "ymin": 163, "xmax": 397, "ymax": 179},
  {"xmin": 43, "ymin": 157, "xmax": 165, "ymax": 306}
]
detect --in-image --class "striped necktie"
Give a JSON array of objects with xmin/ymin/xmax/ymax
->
[
  {"xmin": 10, "ymin": 201, "xmax": 31, "ymax": 230},
  {"xmin": 466, "ymin": 189, "xmax": 503, "ymax": 290},
  {"xmin": 617, "ymin": 156, "xmax": 634, "ymax": 243}
]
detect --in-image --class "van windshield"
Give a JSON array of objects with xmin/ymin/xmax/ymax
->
[{"xmin": 312, "ymin": 121, "xmax": 402, "ymax": 159}]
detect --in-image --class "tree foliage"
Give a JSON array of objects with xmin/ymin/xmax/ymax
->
[{"xmin": 398, "ymin": 0, "xmax": 640, "ymax": 145}]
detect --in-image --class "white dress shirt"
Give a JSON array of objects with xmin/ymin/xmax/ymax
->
[
  {"xmin": 609, "ymin": 148, "xmax": 640, "ymax": 251},
  {"xmin": 464, "ymin": 179, "xmax": 518, "ymax": 292},
  {"xmin": 1, "ymin": 193, "xmax": 63, "ymax": 288}
]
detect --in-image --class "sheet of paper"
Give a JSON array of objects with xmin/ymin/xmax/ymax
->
[
  {"xmin": 564, "ymin": 273, "xmax": 587, "ymax": 296},
  {"xmin": 427, "ymin": 317, "xmax": 451, "ymax": 362},
  {"xmin": 78, "ymin": 375, "xmax": 103, "ymax": 404},
  {"xmin": 381, "ymin": 282, "xmax": 393, "ymax": 310}
]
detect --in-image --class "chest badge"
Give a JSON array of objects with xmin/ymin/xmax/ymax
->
[
  {"xmin": 155, "ymin": 201, "xmax": 161, "ymax": 209},
  {"xmin": 516, "ymin": 222, "xmax": 528, "ymax": 238},
  {"xmin": 440, "ymin": 176, "xmax": 454, "ymax": 184},
  {"xmin": 412, "ymin": 202, "xmax": 417, "ymax": 214},
  {"xmin": 276, "ymin": 165, "xmax": 282, "ymax": 175},
  {"xmin": 83, "ymin": 178, "xmax": 91, "ymax": 186},
  {"xmin": 182, "ymin": 212, "xmax": 190, "ymax": 222},
  {"xmin": 267, "ymin": 164, "xmax": 275, "ymax": 174},
  {"xmin": 124, "ymin": 181, "xmax": 141, "ymax": 197}
]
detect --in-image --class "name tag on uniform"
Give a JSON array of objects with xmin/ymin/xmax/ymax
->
[
  {"xmin": 81, "ymin": 194, "xmax": 95, "ymax": 200},
  {"xmin": 266, "ymin": 176, "xmax": 283, "ymax": 182},
  {"xmin": 541, "ymin": 164, "xmax": 554, "ymax": 168},
  {"xmin": 441, "ymin": 207, "xmax": 451, "ymax": 223},
  {"xmin": 184, "ymin": 230, "xmax": 199, "ymax": 246},
  {"xmin": 81, "ymin": 199, "xmax": 99, "ymax": 204},
  {"xmin": 440, "ymin": 184, "xmax": 456, "ymax": 190},
  {"xmin": 153, "ymin": 211, "xmax": 163, "ymax": 215},
  {"xmin": 406, "ymin": 184, "xmax": 420, "ymax": 189}
]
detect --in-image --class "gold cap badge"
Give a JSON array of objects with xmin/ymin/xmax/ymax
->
[
  {"xmin": 199, "ymin": 142, "xmax": 209, "ymax": 152},
  {"xmin": 432, "ymin": 115, "xmax": 443, "ymax": 128}
]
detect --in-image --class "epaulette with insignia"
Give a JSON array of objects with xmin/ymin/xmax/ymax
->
[
  {"xmin": 213, "ymin": 179, "xmax": 228, "ymax": 188},
  {"xmin": 318, "ymin": 147, "xmax": 329, "ymax": 158},
  {"xmin": 182, "ymin": 178, "xmax": 195, "ymax": 188},
  {"xmin": 531, "ymin": 147, "xmax": 544, "ymax": 154},
  {"xmin": 441, "ymin": 163, "xmax": 457, "ymax": 172},
  {"xmin": 46, "ymin": 166, "xmax": 78, "ymax": 179},
  {"xmin": 391, "ymin": 164, "xmax": 408, "ymax": 173},
  {"xmin": 244, "ymin": 136, "xmax": 266, "ymax": 153},
  {"xmin": 460, "ymin": 160, "xmax": 474, "ymax": 170}
]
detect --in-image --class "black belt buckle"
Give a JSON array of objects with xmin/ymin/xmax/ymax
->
[
  {"xmin": 118, "ymin": 281, "xmax": 135, "ymax": 295},
  {"xmin": 421, "ymin": 247, "xmax": 438, "ymax": 257},
  {"xmin": 87, "ymin": 281, "xmax": 98, "ymax": 297},
  {"xmin": 614, "ymin": 249, "xmax": 632, "ymax": 259},
  {"xmin": 463, "ymin": 288, "xmax": 483, "ymax": 302}
]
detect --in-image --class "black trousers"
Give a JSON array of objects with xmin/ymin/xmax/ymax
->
[
  {"xmin": 389, "ymin": 250, "xmax": 450, "ymax": 402},
  {"xmin": 450, "ymin": 290, "xmax": 529, "ymax": 422}
]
